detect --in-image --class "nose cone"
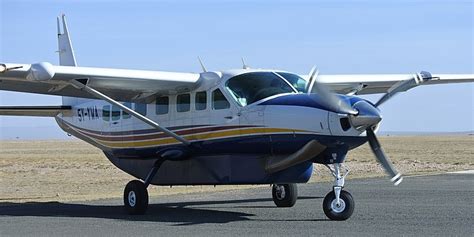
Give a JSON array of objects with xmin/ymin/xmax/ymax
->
[{"xmin": 349, "ymin": 100, "xmax": 382, "ymax": 130}]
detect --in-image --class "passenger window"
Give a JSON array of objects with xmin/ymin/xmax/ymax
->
[
  {"xmin": 195, "ymin": 91, "xmax": 207, "ymax": 111},
  {"xmin": 122, "ymin": 102, "xmax": 131, "ymax": 119},
  {"xmin": 155, "ymin": 96, "xmax": 169, "ymax": 115},
  {"xmin": 102, "ymin": 105, "xmax": 111, "ymax": 121},
  {"xmin": 212, "ymin": 89, "xmax": 230, "ymax": 110},
  {"xmin": 111, "ymin": 105, "xmax": 121, "ymax": 121},
  {"xmin": 135, "ymin": 103, "xmax": 147, "ymax": 116},
  {"xmin": 177, "ymin": 94, "xmax": 191, "ymax": 112}
]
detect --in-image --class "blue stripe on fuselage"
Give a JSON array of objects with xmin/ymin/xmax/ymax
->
[
  {"xmin": 260, "ymin": 93, "xmax": 368, "ymax": 110},
  {"xmin": 260, "ymin": 93, "xmax": 327, "ymax": 109},
  {"xmin": 109, "ymin": 133, "xmax": 367, "ymax": 159}
]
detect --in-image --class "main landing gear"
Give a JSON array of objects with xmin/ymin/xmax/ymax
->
[
  {"xmin": 123, "ymin": 159, "xmax": 164, "ymax": 215},
  {"xmin": 323, "ymin": 163, "xmax": 354, "ymax": 220},
  {"xmin": 272, "ymin": 183, "xmax": 298, "ymax": 207},
  {"xmin": 123, "ymin": 160, "xmax": 355, "ymax": 220}
]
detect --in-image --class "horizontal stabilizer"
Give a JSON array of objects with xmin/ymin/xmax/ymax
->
[
  {"xmin": 0, "ymin": 106, "xmax": 71, "ymax": 117},
  {"xmin": 265, "ymin": 140, "xmax": 326, "ymax": 174}
]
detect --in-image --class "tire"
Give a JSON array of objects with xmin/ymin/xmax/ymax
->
[
  {"xmin": 272, "ymin": 183, "xmax": 297, "ymax": 207},
  {"xmin": 124, "ymin": 180, "xmax": 149, "ymax": 215},
  {"xmin": 323, "ymin": 190, "xmax": 354, "ymax": 221}
]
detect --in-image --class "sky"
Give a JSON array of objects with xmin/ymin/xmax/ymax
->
[{"xmin": 0, "ymin": 0, "xmax": 473, "ymax": 139}]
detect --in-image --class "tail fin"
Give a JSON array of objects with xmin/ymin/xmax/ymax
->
[{"xmin": 57, "ymin": 14, "xmax": 77, "ymax": 66}]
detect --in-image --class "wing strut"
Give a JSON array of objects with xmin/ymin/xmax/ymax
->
[
  {"xmin": 70, "ymin": 79, "xmax": 191, "ymax": 146},
  {"xmin": 0, "ymin": 106, "xmax": 71, "ymax": 117}
]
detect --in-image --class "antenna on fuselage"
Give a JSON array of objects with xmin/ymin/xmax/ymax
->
[
  {"xmin": 197, "ymin": 56, "xmax": 207, "ymax": 72},
  {"xmin": 241, "ymin": 57, "xmax": 250, "ymax": 69}
]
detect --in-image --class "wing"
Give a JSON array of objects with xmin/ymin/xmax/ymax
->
[
  {"xmin": 0, "ymin": 62, "xmax": 201, "ymax": 101},
  {"xmin": 0, "ymin": 63, "xmax": 199, "ymax": 145},
  {"xmin": 302, "ymin": 73, "xmax": 474, "ymax": 95}
]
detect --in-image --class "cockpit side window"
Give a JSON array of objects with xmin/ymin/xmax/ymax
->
[
  {"xmin": 225, "ymin": 72, "xmax": 296, "ymax": 106},
  {"xmin": 212, "ymin": 89, "xmax": 230, "ymax": 110}
]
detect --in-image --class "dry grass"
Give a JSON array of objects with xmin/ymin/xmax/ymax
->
[{"xmin": 0, "ymin": 136, "xmax": 472, "ymax": 202}]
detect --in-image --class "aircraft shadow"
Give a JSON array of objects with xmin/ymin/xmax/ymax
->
[{"xmin": 0, "ymin": 196, "xmax": 323, "ymax": 226}]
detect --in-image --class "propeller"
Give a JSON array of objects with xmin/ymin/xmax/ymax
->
[
  {"xmin": 307, "ymin": 66, "xmax": 405, "ymax": 185},
  {"xmin": 366, "ymin": 128, "xmax": 403, "ymax": 185},
  {"xmin": 306, "ymin": 67, "xmax": 358, "ymax": 115}
]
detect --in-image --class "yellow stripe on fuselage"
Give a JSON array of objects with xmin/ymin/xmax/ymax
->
[{"xmin": 75, "ymin": 127, "xmax": 310, "ymax": 149}]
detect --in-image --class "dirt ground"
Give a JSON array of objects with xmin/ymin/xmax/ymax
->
[{"xmin": 0, "ymin": 136, "xmax": 472, "ymax": 202}]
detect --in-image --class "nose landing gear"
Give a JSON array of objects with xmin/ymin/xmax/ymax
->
[{"xmin": 323, "ymin": 163, "xmax": 354, "ymax": 220}]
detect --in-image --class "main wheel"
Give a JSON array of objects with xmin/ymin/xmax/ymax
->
[
  {"xmin": 272, "ymin": 183, "xmax": 297, "ymax": 207},
  {"xmin": 323, "ymin": 190, "xmax": 354, "ymax": 221},
  {"xmin": 124, "ymin": 180, "xmax": 149, "ymax": 215}
]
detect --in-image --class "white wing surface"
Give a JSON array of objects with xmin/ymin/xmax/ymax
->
[
  {"xmin": 305, "ymin": 73, "xmax": 474, "ymax": 95},
  {"xmin": 0, "ymin": 63, "xmax": 200, "ymax": 101}
]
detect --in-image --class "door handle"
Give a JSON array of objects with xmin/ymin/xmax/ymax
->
[{"xmin": 224, "ymin": 116, "xmax": 233, "ymax": 119}]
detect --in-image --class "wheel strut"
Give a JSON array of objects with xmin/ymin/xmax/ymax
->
[
  {"xmin": 325, "ymin": 163, "xmax": 349, "ymax": 206},
  {"xmin": 323, "ymin": 163, "xmax": 354, "ymax": 220},
  {"xmin": 144, "ymin": 159, "xmax": 165, "ymax": 188},
  {"xmin": 124, "ymin": 158, "xmax": 165, "ymax": 215}
]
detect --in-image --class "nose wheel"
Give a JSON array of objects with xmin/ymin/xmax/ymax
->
[
  {"xmin": 323, "ymin": 189, "xmax": 354, "ymax": 220},
  {"xmin": 323, "ymin": 163, "xmax": 354, "ymax": 220}
]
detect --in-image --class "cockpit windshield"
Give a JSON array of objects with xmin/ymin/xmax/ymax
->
[
  {"xmin": 276, "ymin": 72, "xmax": 307, "ymax": 93},
  {"xmin": 225, "ymin": 72, "xmax": 297, "ymax": 106}
]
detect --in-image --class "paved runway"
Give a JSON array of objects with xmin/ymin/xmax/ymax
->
[{"xmin": 1, "ymin": 173, "xmax": 472, "ymax": 236}]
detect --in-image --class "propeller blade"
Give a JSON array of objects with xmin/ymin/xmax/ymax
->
[
  {"xmin": 366, "ymin": 128, "xmax": 403, "ymax": 186},
  {"xmin": 305, "ymin": 66, "xmax": 319, "ymax": 93},
  {"xmin": 307, "ymin": 66, "xmax": 358, "ymax": 115},
  {"xmin": 375, "ymin": 71, "xmax": 434, "ymax": 107}
]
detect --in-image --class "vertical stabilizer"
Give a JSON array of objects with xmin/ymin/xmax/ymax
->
[{"xmin": 57, "ymin": 14, "xmax": 77, "ymax": 66}]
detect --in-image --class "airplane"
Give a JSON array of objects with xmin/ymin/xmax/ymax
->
[{"xmin": 1, "ymin": 15, "xmax": 473, "ymax": 221}]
